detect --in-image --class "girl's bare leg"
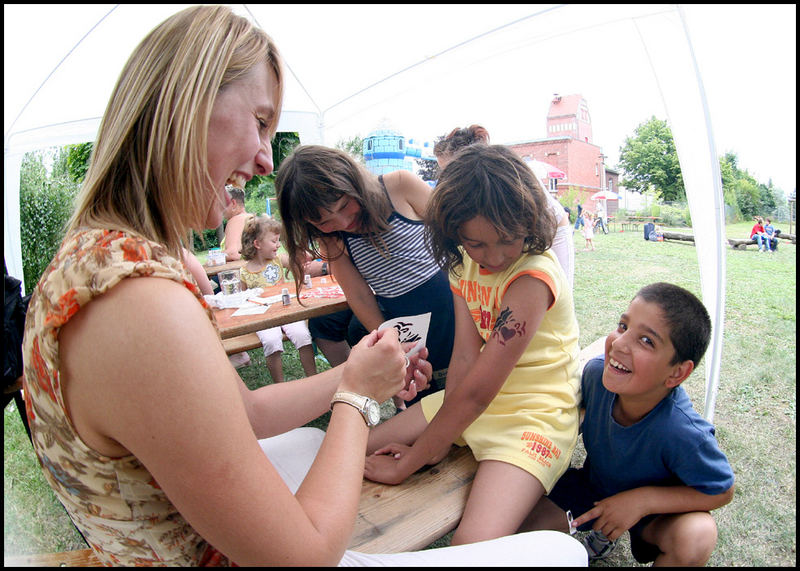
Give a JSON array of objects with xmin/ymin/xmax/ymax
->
[{"xmin": 452, "ymin": 460, "xmax": 546, "ymax": 545}]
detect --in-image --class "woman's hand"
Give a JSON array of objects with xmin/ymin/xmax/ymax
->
[{"xmin": 338, "ymin": 328, "xmax": 406, "ymax": 403}]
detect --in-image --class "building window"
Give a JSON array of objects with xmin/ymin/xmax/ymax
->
[
  {"xmin": 608, "ymin": 179, "xmax": 613, "ymax": 192},
  {"xmin": 595, "ymin": 164, "xmax": 599, "ymax": 176},
  {"xmin": 549, "ymin": 178, "xmax": 558, "ymax": 192}
]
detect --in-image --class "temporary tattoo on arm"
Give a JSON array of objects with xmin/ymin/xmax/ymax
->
[{"xmin": 490, "ymin": 306, "xmax": 527, "ymax": 346}]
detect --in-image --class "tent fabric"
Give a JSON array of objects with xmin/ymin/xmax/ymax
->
[{"xmin": 3, "ymin": 4, "xmax": 725, "ymax": 420}]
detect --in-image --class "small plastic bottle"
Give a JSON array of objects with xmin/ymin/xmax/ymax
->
[
  {"xmin": 303, "ymin": 274, "xmax": 313, "ymax": 289},
  {"xmin": 281, "ymin": 287, "xmax": 291, "ymax": 306}
]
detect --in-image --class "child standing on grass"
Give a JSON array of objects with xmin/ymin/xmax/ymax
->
[
  {"xmin": 239, "ymin": 215, "xmax": 317, "ymax": 382},
  {"xmin": 520, "ymin": 282, "xmax": 735, "ymax": 566},
  {"xmin": 582, "ymin": 211, "xmax": 595, "ymax": 250},
  {"xmin": 363, "ymin": 144, "xmax": 581, "ymax": 547}
]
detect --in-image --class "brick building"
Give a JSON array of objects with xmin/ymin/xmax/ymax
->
[{"xmin": 507, "ymin": 94, "xmax": 620, "ymax": 215}]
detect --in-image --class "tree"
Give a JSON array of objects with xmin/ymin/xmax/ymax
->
[
  {"xmin": 618, "ymin": 116, "xmax": 685, "ymax": 201},
  {"xmin": 718, "ymin": 151, "xmax": 784, "ymax": 221},
  {"xmin": 245, "ymin": 131, "xmax": 301, "ymax": 218},
  {"xmin": 64, "ymin": 142, "xmax": 94, "ymax": 183},
  {"xmin": 335, "ymin": 135, "xmax": 365, "ymax": 164},
  {"xmin": 19, "ymin": 149, "xmax": 80, "ymax": 288}
]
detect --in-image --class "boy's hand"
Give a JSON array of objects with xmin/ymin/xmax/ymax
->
[{"xmin": 572, "ymin": 489, "xmax": 647, "ymax": 541}]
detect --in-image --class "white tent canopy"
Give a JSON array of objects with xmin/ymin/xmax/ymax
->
[{"xmin": 4, "ymin": 4, "xmax": 725, "ymax": 421}]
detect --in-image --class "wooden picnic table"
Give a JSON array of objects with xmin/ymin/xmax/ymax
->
[
  {"xmin": 213, "ymin": 275, "xmax": 348, "ymax": 340},
  {"xmin": 204, "ymin": 258, "xmax": 246, "ymax": 277}
]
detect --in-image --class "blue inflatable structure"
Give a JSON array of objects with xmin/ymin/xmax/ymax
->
[{"xmin": 363, "ymin": 126, "xmax": 436, "ymax": 175}]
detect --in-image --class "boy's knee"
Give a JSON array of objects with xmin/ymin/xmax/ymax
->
[{"xmin": 660, "ymin": 512, "xmax": 718, "ymax": 565}]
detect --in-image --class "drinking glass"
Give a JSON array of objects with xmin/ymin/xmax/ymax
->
[{"xmin": 219, "ymin": 270, "xmax": 241, "ymax": 296}]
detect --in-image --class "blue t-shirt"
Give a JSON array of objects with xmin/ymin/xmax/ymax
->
[{"xmin": 580, "ymin": 357, "xmax": 734, "ymax": 498}]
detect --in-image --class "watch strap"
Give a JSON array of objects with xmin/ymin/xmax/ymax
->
[
  {"xmin": 331, "ymin": 391, "xmax": 377, "ymax": 426},
  {"xmin": 331, "ymin": 391, "xmax": 368, "ymax": 412}
]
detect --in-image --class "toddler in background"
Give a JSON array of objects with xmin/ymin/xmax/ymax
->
[
  {"xmin": 239, "ymin": 215, "xmax": 317, "ymax": 382},
  {"xmin": 581, "ymin": 211, "xmax": 595, "ymax": 251}
]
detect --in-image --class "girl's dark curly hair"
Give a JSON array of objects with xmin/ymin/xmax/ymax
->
[
  {"xmin": 432, "ymin": 124, "xmax": 490, "ymax": 161},
  {"xmin": 275, "ymin": 145, "xmax": 392, "ymax": 294},
  {"xmin": 425, "ymin": 144, "xmax": 557, "ymax": 277}
]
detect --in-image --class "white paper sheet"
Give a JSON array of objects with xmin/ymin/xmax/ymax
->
[{"xmin": 377, "ymin": 312, "xmax": 431, "ymax": 356}]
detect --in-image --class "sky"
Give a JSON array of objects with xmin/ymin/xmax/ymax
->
[{"xmin": 4, "ymin": 4, "xmax": 796, "ymax": 194}]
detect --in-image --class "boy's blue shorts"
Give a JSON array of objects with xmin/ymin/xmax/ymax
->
[{"xmin": 547, "ymin": 466, "xmax": 661, "ymax": 563}]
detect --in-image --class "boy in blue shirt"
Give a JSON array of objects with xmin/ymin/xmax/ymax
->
[{"xmin": 520, "ymin": 282, "xmax": 735, "ymax": 566}]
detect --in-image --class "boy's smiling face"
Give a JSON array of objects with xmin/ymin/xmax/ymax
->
[{"xmin": 602, "ymin": 296, "xmax": 693, "ymax": 404}]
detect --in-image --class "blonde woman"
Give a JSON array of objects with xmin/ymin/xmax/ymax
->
[{"xmin": 21, "ymin": 5, "xmax": 584, "ymax": 566}]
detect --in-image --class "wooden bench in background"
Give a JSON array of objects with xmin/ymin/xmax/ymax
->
[
  {"xmin": 4, "ymin": 336, "xmax": 607, "ymax": 566},
  {"xmin": 658, "ymin": 230, "xmax": 796, "ymax": 250}
]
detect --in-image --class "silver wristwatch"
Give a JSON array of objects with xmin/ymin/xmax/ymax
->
[{"xmin": 330, "ymin": 391, "xmax": 381, "ymax": 427}]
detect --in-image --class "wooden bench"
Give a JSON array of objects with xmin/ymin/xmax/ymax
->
[
  {"xmin": 728, "ymin": 232, "xmax": 795, "ymax": 249},
  {"xmin": 222, "ymin": 332, "xmax": 263, "ymax": 355},
  {"xmin": 5, "ymin": 336, "xmax": 607, "ymax": 566}
]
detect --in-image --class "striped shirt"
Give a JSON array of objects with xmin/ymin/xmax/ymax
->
[{"xmin": 343, "ymin": 179, "xmax": 440, "ymax": 298}]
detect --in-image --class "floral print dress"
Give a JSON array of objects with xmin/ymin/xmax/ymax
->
[{"xmin": 21, "ymin": 228, "xmax": 232, "ymax": 566}]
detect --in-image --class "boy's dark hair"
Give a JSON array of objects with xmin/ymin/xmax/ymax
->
[
  {"xmin": 229, "ymin": 187, "xmax": 245, "ymax": 205},
  {"xmin": 635, "ymin": 282, "xmax": 711, "ymax": 366},
  {"xmin": 425, "ymin": 144, "xmax": 556, "ymax": 276}
]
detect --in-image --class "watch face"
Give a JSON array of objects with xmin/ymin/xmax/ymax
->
[{"xmin": 366, "ymin": 401, "xmax": 381, "ymax": 426}]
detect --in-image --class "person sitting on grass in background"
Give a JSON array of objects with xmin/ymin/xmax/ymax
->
[
  {"xmin": 433, "ymin": 124, "xmax": 575, "ymax": 289},
  {"xmin": 364, "ymin": 144, "xmax": 582, "ymax": 548},
  {"xmin": 519, "ymin": 282, "xmax": 735, "ymax": 566},
  {"xmin": 221, "ymin": 186, "xmax": 251, "ymax": 261},
  {"xmin": 238, "ymin": 214, "xmax": 317, "ymax": 381}
]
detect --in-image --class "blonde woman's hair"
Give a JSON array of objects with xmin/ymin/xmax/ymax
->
[
  {"xmin": 240, "ymin": 214, "xmax": 281, "ymax": 261},
  {"xmin": 69, "ymin": 5, "xmax": 283, "ymax": 256}
]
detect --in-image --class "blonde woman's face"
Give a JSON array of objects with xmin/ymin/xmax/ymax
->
[{"xmin": 205, "ymin": 64, "xmax": 279, "ymax": 229}]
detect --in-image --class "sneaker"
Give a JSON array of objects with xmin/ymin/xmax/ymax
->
[
  {"xmin": 582, "ymin": 530, "xmax": 617, "ymax": 561},
  {"xmin": 228, "ymin": 351, "xmax": 251, "ymax": 369}
]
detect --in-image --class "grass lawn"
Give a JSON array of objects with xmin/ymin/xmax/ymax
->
[{"xmin": 4, "ymin": 221, "xmax": 795, "ymax": 566}]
